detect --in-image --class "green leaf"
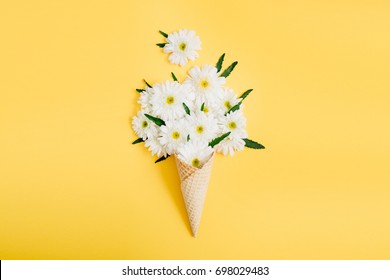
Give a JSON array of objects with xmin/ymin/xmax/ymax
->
[
  {"xmin": 159, "ymin": 30, "xmax": 168, "ymax": 38},
  {"xmin": 243, "ymin": 138, "xmax": 265, "ymax": 149},
  {"xmin": 220, "ymin": 61, "xmax": 238, "ymax": 78},
  {"xmin": 132, "ymin": 138, "xmax": 144, "ymax": 144},
  {"xmin": 187, "ymin": 134, "xmax": 190, "ymax": 141},
  {"xmin": 200, "ymin": 102, "xmax": 205, "ymax": 111},
  {"xmin": 156, "ymin": 43, "xmax": 166, "ymax": 48},
  {"xmin": 209, "ymin": 132, "xmax": 231, "ymax": 148},
  {"xmin": 136, "ymin": 88, "xmax": 144, "ymax": 93},
  {"xmin": 171, "ymin": 72, "xmax": 178, "ymax": 81},
  {"xmin": 216, "ymin": 53, "xmax": 225, "ymax": 72},
  {"xmin": 182, "ymin": 103, "xmax": 190, "ymax": 115},
  {"xmin": 144, "ymin": 114, "xmax": 165, "ymax": 126},
  {"xmin": 239, "ymin": 89, "xmax": 253, "ymax": 100},
  {"xmin": 143, "ymin": 79, "xmax": 152, "ymax": 88},
  {"xmin": 155, "ymin": 155, "xmax": 170, "ymax": 163}
]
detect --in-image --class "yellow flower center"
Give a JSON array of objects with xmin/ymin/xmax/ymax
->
[
  {"xmin": 224, "ymin": 101, "xmax": 232, "ymax": 110},
  {"xmin": 200, "ymin": 79, "xmax": 209, "ymax": 89},
  {"xmin": 171, "ymin": 131, "xmax": 180, "ymax": 140},
  {"xmin": 196, "ymin": 125, "xmax": 204, "ymax": 134},
  {"xmin": 203, "ymin": 107, "xmax": 209, "ymax": 113},
  {"xmin": 192, "ymin": 158, "xmax": 200, "ymax": 167},
  {"xmin": 228, "ymin": 121, "xmax": 237, "ymax": 130},
  {"xmin": 141, "ymin": 121, "xmax": 148, "ymax": 128},
  {"xmin": 179, "ymin": 42, "xmax": 186, "ymax": 51},
  {"xmin": 166, "ymin": 95, "xmax": 175, "ymax": 105}
]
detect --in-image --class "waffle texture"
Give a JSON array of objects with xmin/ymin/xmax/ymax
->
[{"xmin": 174, "ymin": 153, "xmax": 214, "ymax": 237}]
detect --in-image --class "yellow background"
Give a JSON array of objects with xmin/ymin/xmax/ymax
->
[{"xmin": 1, "ymin": 0, "xmax": 389, "ymax": 259}]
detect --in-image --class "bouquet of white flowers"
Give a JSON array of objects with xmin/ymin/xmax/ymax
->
[{"xmin": 132, "ymin": 29, "xmax": 265, "ymax": 237}]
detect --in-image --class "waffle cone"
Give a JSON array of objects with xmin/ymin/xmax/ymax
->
[{"xmin": 174, "ymin": 153, "xmax": 214, "ymax": 237}]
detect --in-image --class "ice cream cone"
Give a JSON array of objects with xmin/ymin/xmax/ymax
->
[{"xmin": 174, "ymin": 153, "xmax": 214, "ymax": 237}]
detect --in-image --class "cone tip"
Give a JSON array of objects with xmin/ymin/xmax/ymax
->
[{"xmin": 191, "ymin": 227, "xmax": 198, "ymax": 237}]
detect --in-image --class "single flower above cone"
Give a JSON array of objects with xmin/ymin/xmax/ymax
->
[{"xmin": 162, "ymin": 29, "xmax": 201, "ymax": 67}]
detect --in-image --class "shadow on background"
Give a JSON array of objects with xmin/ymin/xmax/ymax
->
[{"xmin": 156, "ymin": 157, "xmax": 192, "ymax": 236}]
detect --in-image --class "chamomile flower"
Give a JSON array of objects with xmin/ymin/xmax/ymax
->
[
  {"xmin": 184, "ymin": 65, "xmax": 225, "ymax": 103},
  {"xmin": 218, "ymin": 110, "xmax": 247, "ymax": 138},
  {"xmin": 132, "ymin": 111, "xmax": 158, "ymax": 140},
  {"xmin": 177, "ymin": 140, "xmax": 214, "ymax": 168},
  {"xmin": 193, "ymin": 98, "xmax": 217, "ymax": 116},
  {"xmin": 144, "ymin": 136, "xmax": 167, "ymax": 158},
  {"xmin": 163, "ymin": 29, "xmax": 201, "ymax": 67},
  {"xmin": 215, "ymin": 136, "xmax": 246, "ymax": 156},
  {"xmin": 137, "ymin": 86, "xmax": 154, "ymax": 113},
  {"xmin": 215, "ymin": 110, "xmax": 248, "ymax": 156},
  {"xmin": 150, "ymin": 81, "xmax": 193, "ymax": 121},
  {"xmin": 185, "ymin": 112, "xmax": 218, "ymax": 142},
  {"xmin": 159, "ymin": 120, "xmax": 189, "ymax": 155},
  {"xmin": 216, "ymin": 87, "xmax": 242, "ymax": 115}
]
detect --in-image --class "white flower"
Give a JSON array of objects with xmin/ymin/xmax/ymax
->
[
  {"xmin": 132, "ymin": 111, "xmax": 158, "ymax": 140},
  {"xmin": 215, "ymin": 110, "xmax": 248, "ymax": 156},
  {"xmin": 218, "ymin": 110, "xmax": 247, "ymax": 138},
  {"xmin": 159, "ymin": 120, "xmax": 189, "ymax": 155},
  {"xmin": 144, "ymin": 136, "xmax": 168, "ymax": 158},
  {"xmin": 216, "ymin": 87, "xmax": 242, "ymax": 115},
  {"xmin": 163, "ymin": 29, "xmax": 201, "ymax": 66},
  {"xmin": 137, "ymin": 86, "xmax": 154, "ymax": 113},
  {"xmin": 177, "ymin": 140, "xmax": 214, "ymax": 168},
  {"xmin": 150, "ymin": 81, "xmax": 193, "ymax": 121},
  {"xmin": 215, "ymin": 136, "xmax": 245, "ymax": 156},
  {"xmin": 193, "ymin": 98, "xmax": 214, "ymax": 115},
  {"xmin": 185, "ymin": 112, "xmax": 218, "ymax": 142},
  {"xmin": 184, "ymin": 65, "xmax": 225, "ymax": 103}
]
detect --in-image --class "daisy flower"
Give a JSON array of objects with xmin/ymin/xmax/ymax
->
[
  {"xmin": 159, "ymin": 120, "xmax": 189, "ymax": 155},
  {"xmin": 216, "ymin": 87, "xmax": 242, "ymax": 116},
  {"xmin": 215, "ymin": 109, "xmax": 248, "ymax": 156},
  {"xmin": 215, "ymin": 136, "xmax": 246, "ymax": 156},
  {"xmin": 193, "ymin": 97, "xmax": 218, "ymax": 116},
  {"xmin": 144, "ymin": 135, "xmax": 168, "ymax": 158},
  {"xmin": 177, "ymin": 140, "xmax": 214, "ymax": 168},
  {"xmin": 132, "ymin": 110, "xmax": 158, "ymax": 140},
  {"xmin": 150, "ymin": 81, "xmax": 194, "ymax": 121},
  {"xmin": 137, "ymin": 86, "xmax": 154, "ymax": 113},
  {"xmin": 185, "ymin": 112, "xmax": 218, "ymax": 142},
  {"xmin": 163, "ymin": 29, "xmax": 201, "ymax": 66},
  {"xmin": 184, "ymin": 65, "xmax": 225, "ymax": 103},
  {"xmin": 218, "ymin": 110, "xmax": 247, "ymax": 138}
]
